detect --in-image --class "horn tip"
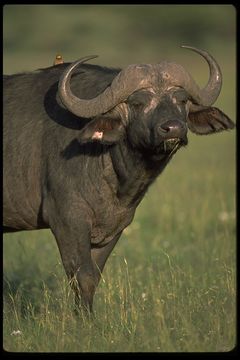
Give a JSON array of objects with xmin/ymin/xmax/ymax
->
[
  {"xmin": 85, "ymin": 55, "xmax": 99, "ymax": 61},
  {"xmin": 74, "ymin": 55, "xmax": 99, "ymax": 66},
  {"xmin": 180, "ymin": 45, "xmax": 194, "ymax": 50}
]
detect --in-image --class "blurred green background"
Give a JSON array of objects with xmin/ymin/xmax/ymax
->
[
  {"xmin": 3, "ymin": 5, "xmax": 236, "ymax": 116},
  {"xmin": 3, "ymin": 5, "xmax": 236, "ymax": 66},
  {"xmin": 3, "ymin": 5, "xmax": 236, "ymax": 352}
]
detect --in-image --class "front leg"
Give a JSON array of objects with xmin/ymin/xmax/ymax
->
[
  {"xmin": 91, "ymin": 231, "xmax": 122, "ymax": 285},
  {"xmin": 49, "ymin": 213, "xmax": 96, "ymax": 312}
]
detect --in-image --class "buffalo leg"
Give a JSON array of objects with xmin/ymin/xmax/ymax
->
[
  {"xmin": 91, "ymin": 232, "xmax": 122, "ymax": 285},
  {"xmin": 51, "ymin": 221, "xmax": 96, "ymax": 312}
]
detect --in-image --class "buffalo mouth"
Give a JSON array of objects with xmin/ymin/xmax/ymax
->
[
  {"xmin": 163, "ymin": 138, "xmax": 181, "ymax": 153},
  {"xmin": 157, "ymin": 138, "xmax": 183, "ymax": 154},
  {"xmin": 149, "ymin": 137, "xmax": 188, "ymax": 160},
  {"xmin": 143, "ymin": 137, "xmax": 187, "ymax": 161}
]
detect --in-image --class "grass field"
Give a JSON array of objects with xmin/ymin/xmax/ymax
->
[{"xmin": 3, "ymin": 5, "xmax": 236, "ymax": 353}]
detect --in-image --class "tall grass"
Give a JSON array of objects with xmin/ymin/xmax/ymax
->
[{"xmin": 3, "ymin": 247, "xmax": 236, "ymax": 352}]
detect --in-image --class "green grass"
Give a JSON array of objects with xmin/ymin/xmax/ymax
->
[{"xmin": 3, "ymin": 4, "xmax": 236, "ymax": 353}]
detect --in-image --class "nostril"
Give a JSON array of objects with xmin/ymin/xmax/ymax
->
[
  {"xmin": 158, "ymin": 124, "xmax": 169, "ymax": 133},
  {"xmin": 161, "ymin": 124, "xmax": 171, "ymax": 132},
  {"xmin": 161, "ymin": 120, "xmax": 182, "ymax": 131},
  {"xmin": 158, "ymin": 120, "xmax": 187, "ymax": 138}
]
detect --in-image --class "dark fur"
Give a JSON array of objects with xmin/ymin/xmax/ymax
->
[{"xmin": 3, "ymin": 61, "xmax": 234, "ymax": 311}]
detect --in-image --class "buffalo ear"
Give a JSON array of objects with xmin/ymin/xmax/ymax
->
[
  {"xmin": 187, "ymin": 106, "xmax": 235, "ymax": 135},
  {"xmin": 78, "ymin": 116, "xmax": 125, "ymax": 144}
]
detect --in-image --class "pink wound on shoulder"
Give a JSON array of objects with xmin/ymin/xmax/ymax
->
[{"xmin": 92, "ymin": 131, "xmax": 103, "ymax": 140}]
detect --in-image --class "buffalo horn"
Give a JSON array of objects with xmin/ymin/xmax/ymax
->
[
  {"xmin": 58, "ymin": 56, "xmax": 150, "ymax": 118},
  {"xmin": 58, "ymin": 47, "xmax": 222, "ymax": 119},
  {"xmin": 180, "ymin": 45, "xmax": 222, "ymax": 107}
]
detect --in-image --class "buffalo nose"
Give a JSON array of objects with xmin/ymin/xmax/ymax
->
[{"xmin": 158, "ymin": 120, "xmax": 187, "ymax": 139}]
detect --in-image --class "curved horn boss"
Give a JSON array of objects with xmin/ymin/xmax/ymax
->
[{"xmin": 58, "ymin": 46, "xmax": 223, "ymax": 119}]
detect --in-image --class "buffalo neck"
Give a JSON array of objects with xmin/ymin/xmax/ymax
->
[{"xmin": 109, "ymin": 139, "xmax": 170, "ymax": 208}]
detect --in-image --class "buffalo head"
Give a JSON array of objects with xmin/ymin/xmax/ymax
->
[{"xmin": 58, "ymin": 46, "xmax": 234, "ymax": 161}]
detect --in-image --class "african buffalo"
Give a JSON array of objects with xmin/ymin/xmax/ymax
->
[{"xmin": 3, "ymin": 46, "xmax": 234, "ymax": 312}]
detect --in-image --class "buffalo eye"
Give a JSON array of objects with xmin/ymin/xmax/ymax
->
[
  {"xmin": 130, "ymin": 100, "xmax": 145, "ymax": 111},
  {"xmin": 173, "ymin": 89, "xmax": 189, "ymax": 105},
  {"xmin": 180, "ymin": 98, "xmax": 188, "ymax": 105},
  {"xmin": 178, "ymin": 97, "xmax": 189, "ymax": 106},
  {"xmin": 127, "ymin": 91, "xmax": 152, "ymax": 111}
]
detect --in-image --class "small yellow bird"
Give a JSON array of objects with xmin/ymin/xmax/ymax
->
[{"xmin": 54, "ymin": 54, "xmax": 64, "ymax": 65}]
